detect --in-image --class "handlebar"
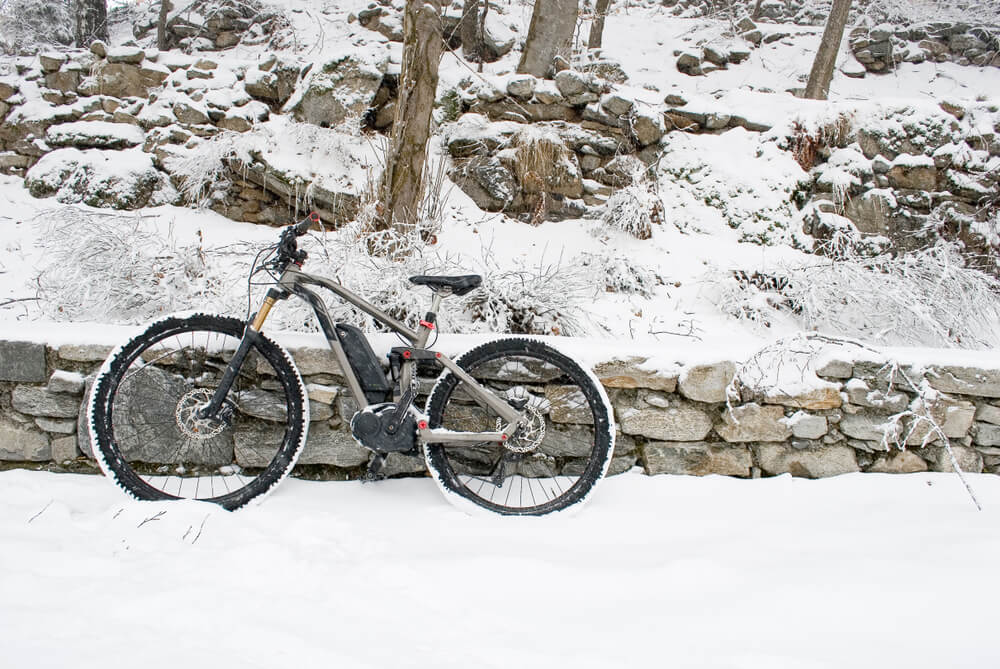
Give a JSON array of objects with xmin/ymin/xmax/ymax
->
[{"xmin": 273, "ymin": 212, "xmax": 320, "ymax": 269}]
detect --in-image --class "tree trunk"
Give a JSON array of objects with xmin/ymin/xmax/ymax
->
[
  {"xmin": 157, "ymin": 0, "xmax": 172, "ymax": 51},
  {"xmin": 588, "ymin": 0, "xmax": 611, "ymax": 50},
  {"xmin": 752, "ymin": 0, "xmax": 765, "ymax": 20},
  {"xmin": 517, "ymin": 0, "xmax": 579, "ymax": 77},
  {"xmin": 459, "ymin": 0, "xmax": 481, "ymax": 61},
  {"xmin": 379, "ymin": 0, "xmax": 443, "ymax": 234},
  {"xmin": 804, "ymin": 0, "xmax": 852, "ymax": 100},
  {"xmin": 74, "ymin": 0, "xmax": 108, "ymax": 47}
]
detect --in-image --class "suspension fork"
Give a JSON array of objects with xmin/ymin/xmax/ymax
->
[{"xmin": 198, "ymin": 288, "xmax": 284, "ymax": 419}]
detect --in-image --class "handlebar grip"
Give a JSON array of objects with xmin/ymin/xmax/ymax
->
[{"xmin": 293, "ymin": 212, "xmax": 320, "ymax": 236}]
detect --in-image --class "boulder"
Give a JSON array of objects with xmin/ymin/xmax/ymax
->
[
  {"xmin": 868, "ymin": 450, "xmax": 929, "ymax": 473},
  {"xmin": 26, "ymin": 148, "xmax": 177, "ymax": 210},
  {"xmin": 506, "ymin": 75, "xmax": 537, "ymax": 100},
  {"xmin": 787, "ymin": 411, "xmax": 828, "ymax": 439},
  {"xmin": 629, "ymin": 108, "xmax": 665, "ymax": 146},
  {"xmin": 642, "ymin": 441, "xmax": 751, "ymax": 477},
  {"xmin": 592, "ymin": 357, "xmax": 677, "ymax": 391},
  {"xmin": 618, "ymin": 402, "xmax": 713, "ymax": 441},
  {"xmin": 678, "ymin": 361, "xmax": 735, "ymax": 403},
  {"xmin": 12, "ymin": 385, "xmax": 80, "ymax": 418},
  {"xmin": 0, "ymin": 341, "xmax": 48, "ymax": 382},
  {"xmin": 0, "ymin": 418, "xmax": 50, "ymax": 462},
  {"xmin": 926, "ymin": 366, "xmax": 1000, "ymax": 398},
  {"xmin": 106, "ymin": 46, "xmax": 145, "ymax": 65},
  {"xmin": 717, "ymin": 403, "xmax": 791, "ymax": 443},
  {"xmin": 755, "ymin": 443, "xmax": 860, "ymax": 478},
  {"xmin": 46, "ymin": 121, "xmax": 145, "ymax": 150},
  {"xmin": 286, "ymin": 49, "xmax": 388, "ymax": 129},
  {"xmin": 554, "ymin": 70, "xmax": 588, "ymax": 97}
]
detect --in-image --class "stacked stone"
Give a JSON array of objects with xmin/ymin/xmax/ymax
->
[
  {"xmin": 850, "ymin": 23, "xmax": 1000, "ymax": 73},
  {"xmin": 0, "ymin": 44, "xmax": 377, "ymax": 225},
  {"xmin": 3, "ymin": 337, "xmax": 1000, "ymax": 480},
  {"xmin": 802, "ymin": 102, "xmax": 1000, "ymax": 264},
  {"xmin": 131, "ymin": 0, "xmax": 289, "ymax": 51},
  {"xmin": 443, "ymin": 71, "xmax": 671, "ymax": 218}
]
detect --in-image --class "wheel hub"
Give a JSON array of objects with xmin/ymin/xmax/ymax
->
[{"xmin": 175, "ymin": 388, "xmax": 229, "ymax": 440}]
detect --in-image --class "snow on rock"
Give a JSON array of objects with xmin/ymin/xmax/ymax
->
[
  {"xmin": 25, "ymin": 147, "xmax": 178, "ymax": 209},
  {"xmin": 284, "ymin": 46, "xmax": 389, "ymax": 129},
  {"xmin": 45, "ymin": 121, "xmax": 145, "ymax": 150}
]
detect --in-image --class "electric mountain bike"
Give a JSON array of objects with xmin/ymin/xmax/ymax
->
[{"xmin": 88, "ymin": 213, "xmax": 615, "ymax": 515}]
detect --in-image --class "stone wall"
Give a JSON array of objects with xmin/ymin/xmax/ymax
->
[{"xmin": 2, "ymin": 334, "xmax": 999, "ymax": 480}]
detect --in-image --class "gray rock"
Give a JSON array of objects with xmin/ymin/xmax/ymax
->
[
  {"xmin": 678, "ymin": 361, "xmax": 735, "ymax": 403},
  {"xmin": 12, "ymin": 385, "xmax": 81, "ymax": 418},
  {"xmin": 47, "ymin": 370, "xmax": 86, "ymax": 396},
  {"xmin": 453, "ymin": 157, "xmax": 518, "ymax": 211},
  {"xmin": 926, "ymin": 366, "xmax": 1000, "ymax": 398},
  {"xmin": 34, "ymin": 417, "xmax": 77, "ymax": 434},
  {"xmin": 844, "ymin": 379, "xmax": 908, "ymax": 412},
  {"xmin": 539, "ymin": 423, "xmax": 603, "ymax": 457},
  {"xmin": 593, "ymin": 357, "xmax": 677, "ymax": 391},
  {"xmin": 533, "ymin": 80, "xmax": 562, "ymax": 104},
  {"xmin": 703, "ymin": 44, "xmax": 730, "ymax": 66},
  {"xmin": 0, "ymin": 418, "xmax": 50, "ymax": 461},
  {"xmin": 887, "ymin": 163, "xmax": 937, "ymax": 191},
  {"xmin": 288, "ymin": 50, "xmax": 388, "ymax": 129},
  {"xmin": 172, "ymin": 100, "xmax": 209, "ymax": 125},
  {"xmin": 788, "ymin": 411, "xmax": 828, "ymax": 439},
  {"xmin": 975, "ymin": 422, "xmax": 1000, "ymax": 447},
  {"xmin": 704, "ymin": 112, "xmax": 731, "ymax": 129},
  {"xmin": 600, "ymin": 93, "xmax": 633, "ymax": 117},
  {"xmin": 816, "ymin": 358, "xmax": 853, "ymax": 378},
  {"xmin": 867, "ymin": 450, "xmax": 928, "ymax": 473},
  {"xmin": 929, "ymin": 445, "xmax": 983, "ymax": 473},
  {"xmin": 506, "ymin": 74, "xmax": 537, "ymax": 100},
  {"xmin": 676, "ymin": 51, "xmax": 703, "ymax": 76},
  {"xmin": 642, "ymin": 441, "xmax": 751, "ymax": 477},
  {"xmin": 77, "ymin": 377, "xmax": 95, "ymax": 458},
  {"xmin": 975, "ymin": 404, "xmax": 1000, "ymax": 425},
  {"xmin": 379, "ymin": 452, "xmax": 426, "ymax": 477},
  {"xmin": 840, "ymin": 413, "xmax": 897, "ymax": 442},
  {"xmin": 58, "ymin": 343, "xmax": 113, "ymax": 362},
  {"xmin": 755, "ymin": 443, "xmax": 860, "ymax": 478},
  {"xmin": 245, "ymin": 68, "xmax": 279, "ymax": 101},
  {"xmin": 547, "ymin": 385, "xmax": 594, "ymax": 424},
  {"xmin": 619, "ymin": 402, "xmax": 713, "ymax": 441},
  {"xmin": 298, "ymin": 422, "xmax": 368, "ymax": 467},
  {"xmin": 39, "ymin": 52, "xmax": 68, "ymax": 72},
  {"xmin": 51, "ymin": 435, "xmax": 80, "ymax": 462},
  {"xmin": 717, "ymin": 403, "xmax": 791, "ymax": 443},
  {"xmin": 0, "ymin": 341, "xmax": 47, "ymax": 382},
  {"xmin": 554, "ymin": 70, "xmax": 588, "ymax": 97},
  {"xmin": 761, "ymin": 384, "xmax": 842, "ymax": 410},
  {"xmin": 106, "ymin": 46, "xmax": 145, "ymax": 65},
  {"xmin": 90, "ymin": 41, "xmax": 107, "ymax": 58},
  {"xmin": 280, "ymin": 347, "xmax": 343, "ymax": 377}
]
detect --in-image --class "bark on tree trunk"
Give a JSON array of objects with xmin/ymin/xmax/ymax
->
[
  {"xmin": 752, "ymin": 0, "xmax": 765, "ymax": 20},
  {"xmin": 804, "ymin": 0, "xmax": 853, "ymax": 100},
  {"xmin": 517, "ymin": 0, "xmax": 579, "ymax": 77},
  {"xmin": 75, "ymin": 0, "xmax": 108, "ymax": 47},
  {"xmin": 459, "ymin": 0, "xmax": 481, "ymax": 61},
  {"xmin": 157, "ymin": 0, "xmax": 172, "ymax": 51},
  {"xmin": 588, "ymin": 0, "xmax": 611, "ymax": 50},
  {"xmin": 379, "ymin": 0, "xmax": 443, "ymax": 234}
]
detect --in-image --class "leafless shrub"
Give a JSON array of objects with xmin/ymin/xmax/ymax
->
[{"xmin": 712, "ymin": 243, "xmax": 1000, "ymax": 348}]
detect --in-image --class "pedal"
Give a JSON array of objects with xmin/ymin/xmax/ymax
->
[{"xmin": 362, "ymin": 452, "xmax": 388, "ymax": 483}]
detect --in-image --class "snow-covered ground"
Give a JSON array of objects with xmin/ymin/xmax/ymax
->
[{"xmin": 1, "ymin": 468, "xmax": 999, "ymax": 668}]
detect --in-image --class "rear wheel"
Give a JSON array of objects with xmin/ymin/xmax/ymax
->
[
  {"xmin": 88, "ymin": 313, "xmax": 308, "ymax": 510},
  {"xmin": 424, "ymin": 338, "xmax": 614, "ymax": 515}
]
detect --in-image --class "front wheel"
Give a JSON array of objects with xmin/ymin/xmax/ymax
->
[
  {"xmin": 424, "ymin": 338, "xmax": 614, "ymax": 515},
  {"xmin": 88, "ymin": 313, "xmax": 309, "ymax": 510}
]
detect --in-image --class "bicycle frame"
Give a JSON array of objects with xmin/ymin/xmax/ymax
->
[{"xmin": 206, "ymin": 263, "xmax": 523, "ymax": 446}]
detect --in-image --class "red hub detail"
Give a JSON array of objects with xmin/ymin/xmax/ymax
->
[
  {"xmin": 418, "ymin": 420, "xmax": 428, "ymax": 430},
  {"xmin": 403, "ymin": 350, "xmax": 412, "ymax": 359}
]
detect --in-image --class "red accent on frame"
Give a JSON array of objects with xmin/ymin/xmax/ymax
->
[
  {"xmin": 419, "ymin": 320, "xmax": 435, "ymax": 330},
  {"xmin": 403, "ymin": 350, "xmax": 412, "ymax": 359}
]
